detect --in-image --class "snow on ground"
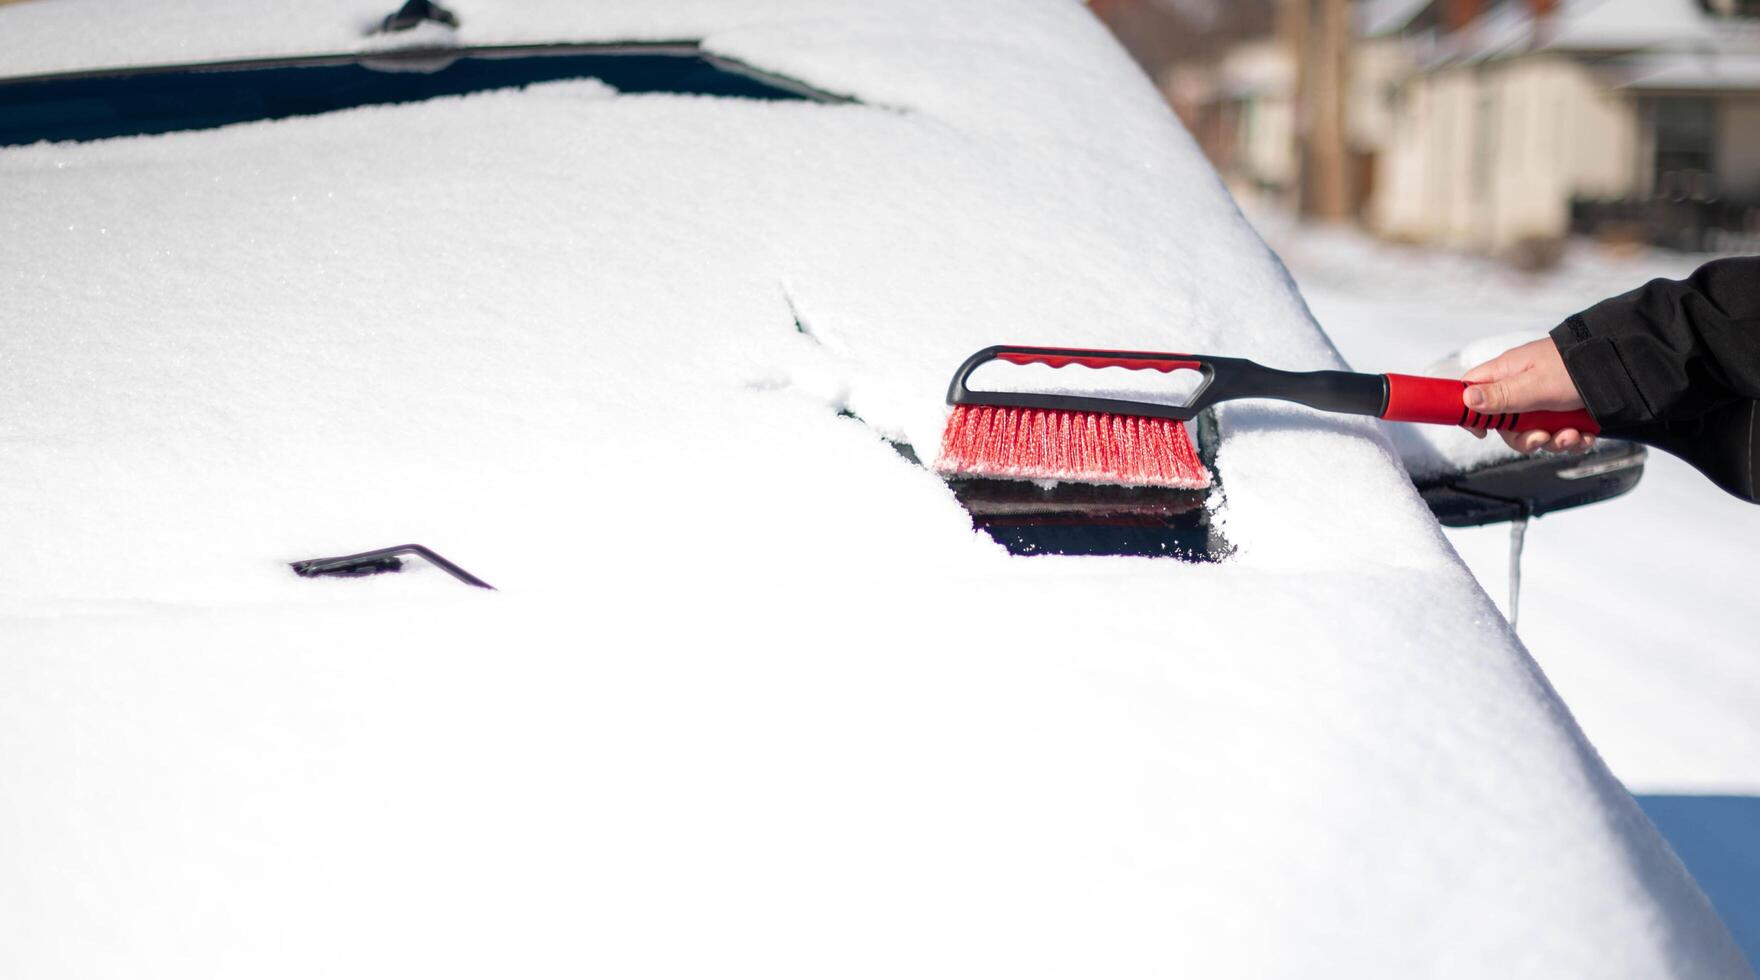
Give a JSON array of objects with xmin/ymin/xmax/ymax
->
[
  {"xmin": 1251, "ymin": 211, "xmax": 1760, "ymax": 796},
  {"xmin": 0, "ymin": 2, "xmax": 1752, "ymax": 976}
]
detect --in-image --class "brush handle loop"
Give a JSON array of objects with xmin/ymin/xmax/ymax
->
[
  {"xmin": 945, "ymin": 345, "xmax": 1212, "ymax": 421},
  {"xmin": 946, "ymin": 346, "xmax": 1390, "ymax": 421},
  {"xmin": 1382, "ymin": 374, "xmax": 1601, "ymax": 433},
  {"xmin": 994, "ymin": 349, "xmax": 1205, "ymax": 373}
]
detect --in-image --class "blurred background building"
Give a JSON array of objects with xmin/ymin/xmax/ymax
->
[{"xmin": 1095, "ymin": 0, "xmax": 1760, "ymax": 260}]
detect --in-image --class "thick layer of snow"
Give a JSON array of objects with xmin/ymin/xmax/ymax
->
[
  {"xmin": 1, "ymin": 1, "xmax": 1750, "ymax": 976},
  {"xmin": 1256, "ymin": 213, "xmax": 1760, "ymax": 795}
]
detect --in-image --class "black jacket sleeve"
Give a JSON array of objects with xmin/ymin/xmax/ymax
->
[
  {"xmin": 1549, "ymin": 256, "xmax": 1760, "ymax": 501},
  {"xmin": 1550, "ymin": 256, "xmax": 1760, "ymax": 425}
]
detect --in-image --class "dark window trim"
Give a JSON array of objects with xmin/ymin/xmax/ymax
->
[
  {"xmin": 0, "ymin": 41, "xmax": 856, "ymax": 104},
  {"xmin": 0, "ymin": 40, "xmax": 863, "ymax": 146}
]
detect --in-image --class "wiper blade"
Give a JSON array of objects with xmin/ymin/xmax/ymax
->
[{"xmin": 291, "ymin": 543, "xmax": 494, "ymax": 589}]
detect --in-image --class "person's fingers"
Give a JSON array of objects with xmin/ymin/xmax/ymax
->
[
  {"xmin": 1455, "ymin": 340, "xmax": 1598, "ymax": 455},
  {"xmin": 1499, "ymin": 429, "xmax": 1550, "ymax": 454},
  {"xmin": 1465, "ymin": 378, "xmax": 1510, "ymax": 414},
  {"xmin": 1464, "ymin": 371, "xmax": 1549, "ymax": 415},
  {"xmin": 1461, "ymin": 346, "xmax": 1524, "ymax": 386},
  {"xmin": 1462, "ymin": 343, "xmax": 1541, "ymax": 413},
  {"xmin": 1496, "ymin": 427, "xmax": 1600, "ymax": 455},
  {"xmin": 1460, "ymin": 338, "xmax": 1586, "ymax": 414}
]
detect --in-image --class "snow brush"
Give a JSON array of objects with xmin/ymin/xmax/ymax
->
[{"xmin": 934, "ymin": 345, "xmax": 1601, "ymax": 489}]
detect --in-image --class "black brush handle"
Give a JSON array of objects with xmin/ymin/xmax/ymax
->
[{"xmin": 1208, "ymin": 357, "xmax": 1389, "ymax": 416}]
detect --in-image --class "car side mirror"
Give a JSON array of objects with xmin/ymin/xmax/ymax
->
[
  {"xmin": 1410, "ymin": 439, "xmax": 1645, "ymax": 527},
  {"xmin": 1387, "ymin": 342, "xmax": 1644, "ymax": 526}
]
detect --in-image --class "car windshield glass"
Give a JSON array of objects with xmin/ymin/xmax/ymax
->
[{"xmin": 0, "ymin": 43, "xmax": 849, "ymax": 146}]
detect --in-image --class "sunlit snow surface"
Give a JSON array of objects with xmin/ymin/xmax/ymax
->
[
  {"xmin": 1256, "ymin": 211, "xmax": 1760, "ymax": 796},
  {"xmin": 0, "ymin": 1, "xmax": 1750, "ymax": 977}
]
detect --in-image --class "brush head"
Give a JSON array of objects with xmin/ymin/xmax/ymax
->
[{"xmin": 934, "ymin": 404, "xmax": 1212, "ymax": 489}]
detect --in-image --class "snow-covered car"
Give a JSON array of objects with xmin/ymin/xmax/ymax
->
[{"xmin": 0, "ymin": 1, "xmax": 1748, "ymax": 977}]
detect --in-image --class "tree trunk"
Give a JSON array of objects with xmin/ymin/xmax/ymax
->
[{"xmin": 1291, "ymin": 0, "xmax": 1353, "ymax": 221}]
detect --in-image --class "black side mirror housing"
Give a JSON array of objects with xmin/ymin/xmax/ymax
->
[
  {"xmin": 1412, "ymin": 440, "xmax": 1646, "ymax": 527},
  {"xmin": 1386, "ymin": 343, "xmax": 1648, "ymax": 526}
]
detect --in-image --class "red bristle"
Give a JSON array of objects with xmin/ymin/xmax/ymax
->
[{"xmin": 933, "ymin": 405, "xmax": 1212, "ymax": 489}]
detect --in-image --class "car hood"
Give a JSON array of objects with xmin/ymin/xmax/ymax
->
[{"xmin": 0, "ymin": 0, "xmax": 1748, "ymax": 976}]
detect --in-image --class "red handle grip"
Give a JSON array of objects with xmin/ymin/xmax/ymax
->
[
  {"xmin": 995, "ymin": 349, "xmax": 1204, "ymax": 373},
  {"xmin": 1382, "ymin": 374, "xmax": 1600, "ymax": 434}
]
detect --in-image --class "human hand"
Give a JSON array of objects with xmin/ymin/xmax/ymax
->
[{"xmin": 1461, "ymin": 338, "xmax": 1594, "ymax": 454}]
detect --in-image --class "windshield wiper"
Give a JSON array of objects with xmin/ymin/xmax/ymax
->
[{"xmin": 291, "ymin": 543, "xmax": 495, "ymax": 589}]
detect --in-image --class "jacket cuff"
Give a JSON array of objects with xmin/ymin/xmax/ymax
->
[{"xmin": 1549, "ymin": 313, "xmax": 1651, "ymax": 428}]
